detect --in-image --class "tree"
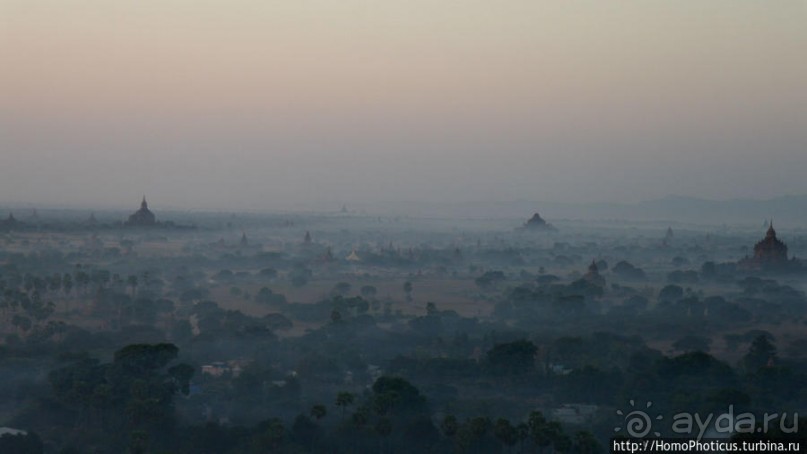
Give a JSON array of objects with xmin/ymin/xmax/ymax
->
[
  {"xmin": 574, "ymin": 430, "xmax": 603, "ymax": 454},
  {"xmin": 672, "ymin": 335, "xmax": 712, "ymax": 353},
  {"xmin": 441, "ymin": 414, "xmax": 459, "ymax": 438},
  {"xmin": 515, "ymin": 423, "xmax": 529, "ymax": 452},
  {"xmin": 49, "ymin": 343, "xmax": 193, "ymax": 439},
  {"xmin": 376, "ymin": 417, "xmax": 393, "ymax": 453},
  {"xmin": 360, "ymin": 285, "xmax": 377, "ymax": 299},
  {"xmin": 332, "ymin": 282, "xmax": 352, "ymax": 296},
  {"xmin": 252, "ymin": 418, "xmax": 285, "ymax": 452},
  {"xmin": 127, "ymin": 275, "xmax": 139, "ymax": 296},
  {"xmin": 310, "ymin": 404, "xmax": 327, "ymax": 421},
  {"xmin": 74, "ymin": 270, "xmax": 91, "ymax": 294},
  {"xmin": 352, "ymin": 406, "xmax": 370, "ymax": 427},
  {"xmin": 291, "ymin": 414, "xmax": 319, "ymax": 448},
  {"xmin": 467, "ymin": 416, "xmax": 492, "ymax": 449},
  {"xmin": 612, "ymin": 261, "xmax": 647, "ymax": 280},
  {"xmin": 289, "ymin": 267, "xmax": 311, "ymax": 287},
  {"xmin": 701, "ymin": 261, "xmax": 717, "ymax": 280},
  {"xmin": 254, "ymin": 287, "xmax": 287, "ymax": 305},
  {"xmin": 403, "ymin": 281, "xmax": 413, "ymax": 302},
  {"xmin": 12, "ymin": 314, "xmax": 32, "ymax": 336},
  {"xmin": 114, "ymin": 343, "xmax": 179, "ymax": 374},
  {"xmin": 371, "ymin": 376, "xmax": 426, "ymax": 415},
  {"xmin": 475, "ymin": 270, "xmax": 506, "ymax": 289},
  {"xmin": 494, "ymin": 418, "xmax": 518, "ymax": 451},
  {"xmin": 403, "ymin": 417, "xmax": 440, "ymax": 451},
  {"xmin": 129, "ymin": 430, "xmax": 149, "ymax": 454},
  {"xmin": 354, "ymin": 297, "xmax": 370, "ymax": 314},
  {"xmin": 335, "ymin": 391, "xmax": 355, "ymax": 418},
  {"xmin": 528, "ymin": 411, "xmax": 552, "ymax": 451},
  {"xmin": 544, "ymin": 421, "xmax": 568, "ymax": 451},
  {"xmin": 92, "ymin": 269, "xmax": 111, "ymax": 289},
  {"xmin": 168, "ymin": 363, "xmax": 195, "ymax": 395},
  {"xmin": 48, "ymin": 272, "xmax": 62, "ymax": 294},
  {"xmin": 743, "ymin": 334, "xmax": 777, "ymax": 372},
  {"xmin": 62, "ymin": 273, "xmax": 73, "ymax": 310},
  {"xmin": 659, "ymin": 284, "xmax": 684, "ymax": 302},
  {"xmin": 487, "ymin": 339, "xmax": 538, "ymax": 375}
]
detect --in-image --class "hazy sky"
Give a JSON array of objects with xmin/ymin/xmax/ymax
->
[{"xmin": 1, "ymin": 1, "xmax": 805, "ymax": 211}]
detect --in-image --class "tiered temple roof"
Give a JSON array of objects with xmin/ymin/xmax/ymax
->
[{"xmin": 125, "ymin": 196, "xmax": 156, "ymax": 227}]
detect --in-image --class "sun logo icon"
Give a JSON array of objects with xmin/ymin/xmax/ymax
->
[{"xmin": 614, "ymin": 400, "xmax": 663, "ymax": 438}]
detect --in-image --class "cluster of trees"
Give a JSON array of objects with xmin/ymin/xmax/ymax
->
[
  {"xmin": 3, "ymin": 343, "xmax": 193, "ymax": 453},
  {"xmin": 438, "ymin": 412, "xmax": 600, "ymax": 453}
]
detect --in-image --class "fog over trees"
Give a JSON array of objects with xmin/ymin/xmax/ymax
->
[{"xmin": 0, "ymin": 207, "xmax": 806, "ymax": 452}]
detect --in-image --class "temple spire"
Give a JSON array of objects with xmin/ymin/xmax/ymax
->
[
  {"xmin": 766, "ymin": 218, "xmax": 776, "ymax": 238},
  {"xmin": 141, "ymin": 196, "xmax": 148, "ymax": 209}
]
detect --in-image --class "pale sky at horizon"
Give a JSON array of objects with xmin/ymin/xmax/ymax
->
[{"xmin": 1, "ymin": 1, "xmax": 805, "ymax": 211}]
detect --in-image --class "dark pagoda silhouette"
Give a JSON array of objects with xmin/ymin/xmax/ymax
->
[
  {"xmin": 739, "ymin": 220, "xmax": 799, "ymax": 272},
  {"xmin": 522, "ymin": 212, "xmax": 556, "ymax": 231},
  {"xmin": 582, "ymin": 259, "xmax": 606, "ymax": 287},
  {"xmin": 570, "ymin": 259, "xmax": 605, "ymax": 297},
  {"xmin": 662, "ymin": 227, "xmax": 674, "ymax": 247},
  {"xmin": 125, "ymin": 196, "xmax": 157, "ymax": 227},
  {"xmin": 0, "ymin": 212, "xmax": 23, "ymax": 231}
]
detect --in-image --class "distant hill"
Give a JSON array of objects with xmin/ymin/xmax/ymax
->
[
  {"xmin": 632, "ymin": 195, "xmax": 807, "ymax": 225},
  {"xmin": 3, "ymin": 195, "xmax": 807, "ymax": 227}
]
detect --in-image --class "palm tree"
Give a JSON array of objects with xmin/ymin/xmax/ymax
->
[
  {"xmin": 376, "ymin": 417, "xmax": 392, "ymax": 453},
  {"xmin": 310, "ymin": 404, "xmax": 327, "ymax": 421},
  {"xmin": 528, "ymin": 411, "xmax": 551, "ymax": 452},
  {"xmin": 335, "ymin": 391, "xmax": 355, "ymax": 418},
  {"xmin": 494, "ymin": 418, "xmax": 517, "ymax": 453},
  {"xmin": 515, "ymin": 423, "xmax": 528, "ymax": 453}
]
